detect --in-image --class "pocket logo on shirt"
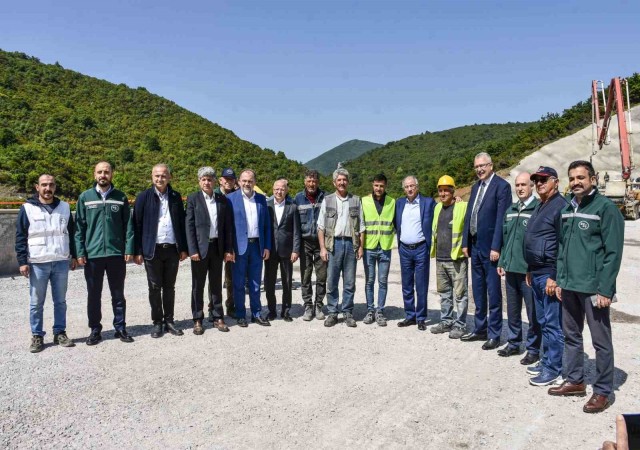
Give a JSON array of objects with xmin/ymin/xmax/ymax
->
[
  {"xmin": 578, "ymin": 220, "xmax": 589, "ymax": 230},
  {"xmin": 111, "ymin": 205, "xmax": 120, "ymax": 212},
  {"xmin": 522, "ymin": 219, "xmax": 528, "ymax": 227}
]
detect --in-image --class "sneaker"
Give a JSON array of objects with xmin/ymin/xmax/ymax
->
[
  {"xmin": 324, "ymin": 314, "xmax": 338, "ymax": 327},
  {"xmin": 526, "ymin": 362, "xmax": 542, "ymax": 376},
  {"xmin": 430, "ymin": 322, "xmax": 452, "ymax": 334},
  {"xmin": 529, "ymin": 370, "xmax": 563, "ymax": 387},
  {"xmin": 344, "ymin": 313, "xmax": 357, "ymax": 328},
  {"xmin": 363, "ymin": 311, "xmax": 375, "ymax": 325},
  {"xmin": 30, "ymin": 335, "xmax": 44, "ymax": 353},
  {"xmin": 302, "ymin": 306, "xmax": 314, "ymax": 321},
  {"xmin": 375, "ymin": 311, "xmax": 387, "ymax": 327},
  {"xmin": 315, "ymin": 304, "xmax": 325, "ymax": 321},
  {"xmin": 448, "ymin": 327, "xmax": 465, "ymax": 339},
  {"xmin": 53, "ymin": 332, "xmax": 76, "ymax": 347}
]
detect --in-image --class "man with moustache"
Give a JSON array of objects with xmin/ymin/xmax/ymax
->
[
  {"xmin": 265, "ymin": 178, "xmax": 301, "ymax": 321},
  {"xmin": 132, "ymin": 164, "xmax": 189, "ymax": 338},
  {"xmin": 361, "ymin": 173, "xmax": 395, "ymax": 327},
  {"xmin": 16, "ymin": 174, "xmax": 77, "ymax": 353},
  {"xmin": 429, "ymin": 175, "xmax": 468, "ymax": 338},
  {"xmin": 227, "ymin": 169, "xmax": 272, "ymax": 327},
  {"xmin": 461, "ymin": 152, "xmax": 511, "ymax": 349},
  {"xmin": 75, "ymin": 161, "xmax": 135, "ymax": 345},
  {"xmin": 294, "ymin": 169, "xmax": 327, "ymax": 321},
  {"xmin": 524, "ymin": 166, "xmax": 568, "ymax": 386},
  {"xmin": 496, "ymin": 172, "xmax": 542, "ymax": 363},
  {"xmin": 186, "ymin": 167, "xmax": 234, "ymax": 335},
  {"xmin": 317, "ymin": 166, "xmax": 365, "ymax": 328},
  {"xmin": 549, "ymin": 161, "xmax": 624, "ymax": 414},
  {"xmin": 213, "ymin": 168, "xmax": 238, "ymax": 319},
  {"xmin": 394, "ymin": 175, "xmax": 436, "ymax": 331}
]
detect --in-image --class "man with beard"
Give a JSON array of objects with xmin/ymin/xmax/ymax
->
[
  {"xmin": 227, "ymin": 169, "xmax": 272, "ymax": 327},
  {"xmin": 16, "ymin": 174, "xmax": 77, "ymax": 352},
  {"xmin": 75, "ymin": 161, "xmax": 135, "ymax": 345},
  {"xmin": 294, "ymin": 169, "xmax": 327, "ymax": 321}
]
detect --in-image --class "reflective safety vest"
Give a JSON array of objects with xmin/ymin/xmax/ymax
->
[
  {"xmin": 362, "ymin": 195, "xmax": 395, "ymax": 250},
  {"xmin": 430, "ymin": 201, "xmax": 467, "ymax": 260}
]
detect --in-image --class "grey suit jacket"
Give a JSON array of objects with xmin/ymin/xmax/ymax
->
[{"xmin": 267, "ymin": 196, "xmax": 301, "ymax": 258}]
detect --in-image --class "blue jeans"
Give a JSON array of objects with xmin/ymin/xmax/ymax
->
[
  {"xmin": 531, "ymin": 273, "xmax": 564, "ymax": 376},
  {"xmin": 233, "ymin": 241, "xmax": 263, "ymax": 319},
  {"xmin": 363, "ymin": 247, "xmax": 391, "ymax": 312},
  {"xmin": 326, "ymin": 238, "xmax": 357, "ymax": 314},
  {"xmin": 399, "ymin": 242, "xmax": 429, "ymax": 321},
  {"xmin": 505, "ymin": 272, "xmax": 541, "ymax": 353},
  {"xmin": 29, "ymin": 260, "xmax": 70, "ymax": 336}
]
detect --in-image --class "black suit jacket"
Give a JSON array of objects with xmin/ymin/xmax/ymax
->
[
  {"xmin": 186, "ymin": 190, "xmax": 233, "ymax": 259},
  {"xmin": 267, "ymin": 196, "xmax": 301, "ymax": 258}
]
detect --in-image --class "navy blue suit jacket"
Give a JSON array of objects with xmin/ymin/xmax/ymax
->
[
  {"xmin": 227, "ymin": 190, "xmax": 272, "ymax": 256},
  {"xmin": 462, "ymin": 175, "xmax": 511, "ymax": 255},
  {"xmin": 394, "ymin": 194, "xmax": 436, "ymax": 248}
]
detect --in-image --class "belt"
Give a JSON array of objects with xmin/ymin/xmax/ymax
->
[
  {"xmin": 208, "ymin": 238, "xmax": 218, "ymax": 243},
  {"xmin": 248, "ymin": 238, "xmax": 259, "ymax": 244},
  {"xmin": 156, "ymin": 243, "xmax": 176, "ymax": 249},
  {"xmin": 401, "ymin": 240, "xmax": 426, "ymax": 250},
  {"xmin": 334, "ymin": 236, "xmax": 351, "ymax": 240}
]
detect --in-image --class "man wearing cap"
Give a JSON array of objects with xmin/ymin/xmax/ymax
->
[
  {"xmin": 429, "ymin": 175, "xmax": 468, "ymax": 339},
  {"xmin": 227, "ymin": 169, "xmax": 272, "ymax": 326},
  {"xmin": 549, "ymin": 160, "xmax": 624, "ymax": 414},
  {"xmin": 132, "ymin": 164, "xmax": 189, "ymax": 338},
  {"xmin": 524, "ymin": 166, "xmax": 568, "ymax": 386},
  {"xmin": 361, "ymin": 173, "xmax": 395, "ymax": 327},
  {"xmin": 496, "ymin": 172, "xmax": 542, "ymax": 363},
  {"xmin": 294, "ymin": 169, "xmax": 327, "ymax": 321},
  {"xmin": 394, "ymin": 175, "xmax": 436, "ymax": 331},
  {"xmin": 186, "ymin": 167, "xmax": 234, "ymax": 334},
  {"xmin": 213, "ymin": 167, "xmax": 238, "ymax": 320},
  {"xmin": 15, "ymin": 174, "xmax": 77, "ymax": 353},
  {"xmin": 318, "ymin": 166, "xmax": 365, "ymax": 328},
  {"xmin": 461, "ymin": 153, "xmax": 511, "ymax": 349}
]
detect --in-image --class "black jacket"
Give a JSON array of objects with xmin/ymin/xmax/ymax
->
[
  {"xmin": 132, "ymin": 185, "xmax": 188, "ymax": 259},
  {"xmin": 185, "ymin": 190, "xmax": 234, "ymax": 259},
  {"xmin": 267, "ymin": 196, "xmax": 301, "ymax": 258}
]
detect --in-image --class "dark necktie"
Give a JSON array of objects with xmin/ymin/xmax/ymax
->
[{"xmin": 470, "ymin": 182, "xmax": 485, "ymax": 236}]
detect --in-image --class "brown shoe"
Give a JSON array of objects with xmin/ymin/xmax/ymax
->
[
  {"xmin": 193, "ymin": 320, "xmax": 204, "ymax": 335},
  {"xmin": 215, "ymin": 319, "xmax": 230, "ymax": 332},
  {"xmin": 548, "ymin": 381, "xmax": 587, "ymax": 397},
  {"xmin": 583, "ymin": 393, "xmax": 610, "ymax": 413}
]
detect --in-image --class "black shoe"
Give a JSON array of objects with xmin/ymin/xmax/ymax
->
[
  {"xmin": 151, "ymin": 323, "xmax": 163, "ymax": 338},
  {"xmin": 267, "ymin": 311, "xmax": 277, "ymax": 321},
  {"xmin": 253, "ymin": 316, "xmax": 271, "ymax": 326},
  {"xmin": 282, "ymin": 313, "xmax": 293, "ymax": 322},
  {"xmin": 497, "ymin": 345, "xmax": 520, "ymax": 357},
  {"xmin": 397, "ymin": 319, "xmax": 417, "ymax": 327},
  {"xmin": 207, "ymin": 310, "xmax": 215, "ymax": 323},
  {"xmin": 86, "ymin": 330, "xmax": 102, "ymax": 346},
  {"xmin": 520, "ymin": 352, "xmax": 540, "ymax": 366},
  {"xmin": 114, "ymin": 329, "xmax": 134, "ymax": 343},
  {"xmin": 460, "ymin": 332, "xmax": 488, "ymax": 342},
  {"xmin": 417, "ymin": 320, "xmax": 427, "ymax": 331},
  {"xmin": 164, "ymin": 322, "xmax": 184, "ymax": 336},
  {"xmin": 482, "ymin": 338, "xmax": 500, "ymax": 350},
  {"xmin": 237, "ymin": 318, "xmax": 248, "ymax": 328}
]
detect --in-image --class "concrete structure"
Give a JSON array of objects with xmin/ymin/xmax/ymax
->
[{"xmin": 0, "ymin": 210, "xmax": 19, "ymax": 276}]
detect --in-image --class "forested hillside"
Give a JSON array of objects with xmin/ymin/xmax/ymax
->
[
  {"xmin": 346, "ymin": 73, "xmax": 640, "ymax": 198},
  {"xmin": 0, "ymin": 49, "xmax": 312, "ymax": 198},
  {"xmin": 306, "ymin": 139, "xmax": 382, "ymax": 175}
]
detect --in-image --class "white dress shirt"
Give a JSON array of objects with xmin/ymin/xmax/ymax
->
[
  {"xmin": 155, "ymin": 188, "xmax": 176, "ymax": 244},
  {"xmin": 243, "ymin": 191, "xmax": 260, "ymax": 239},
  {"xmin": 274, "ymin": 198, "xmax": 286, "ymax": 226},
  {"xmin": 202, "ymin": 191, "xmax": 218, "ymax": 239}
]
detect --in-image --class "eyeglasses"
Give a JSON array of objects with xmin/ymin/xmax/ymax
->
[
  {"xmin": 403, "ymin": 184, "xmax": 417, "ymax": 189},
  {"xmin": 474, "ymin": 162, "xmax": 492, "ymax": 170}
]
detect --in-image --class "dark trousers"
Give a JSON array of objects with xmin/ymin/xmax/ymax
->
[
  {"xmin": 398, "ymin": 242, "xmax": 429, "ymax": 322},
  {"xmin": 505, "ymin": 271, "xmax": 541, "ymax": 353},
  {"xmin": 144, "ymin": 245, "xmax": 180, "ymax": 324},
  {"xmin": 470, "ymin": 246, "xmax": 503, "ymax": 339},
  {"xmin": 191, "ymin": 240, "xmax": 224, "ymax": 321},
  {"xmin": 562, "ymin": 290, "xmax": 614, "ymax": 396},
  {"xmin": 299, "ymin": 239, "xmax": 326, "ymax": 308},
  {"xmin": 209, "ymin": 260, "xmax": 233, "ymax": 312},
  {"xmin": 233, "ymin": 240, "xmax": 263, "ymax": 319},
  {"xmin": 84, "ymin": 256, "xmax": 127, "ymax": 332},
  {"xmin": 265, "ymin": 253, "xmax": 293, "ymax": 316}
]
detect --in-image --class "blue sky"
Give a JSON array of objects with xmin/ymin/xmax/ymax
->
[{"xmin": 2, "ymin": 0, "xmax": 639, "ymax": 162}]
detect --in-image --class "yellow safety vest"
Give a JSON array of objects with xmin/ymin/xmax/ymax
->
[
  {"xmin": 431, "ymin": 201, "xmax": 467, "ymax": 260},
  {"xmin": 362, "ymin": 195, "xmax": 396, "ymax": 250}
]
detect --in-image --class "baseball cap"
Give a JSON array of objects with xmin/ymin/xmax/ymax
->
[
  {"xmin": 221, "ymin": 168, "xmax": 236, "ymax": 179},
  {"xmin": 530, "ymin": 166, "xmax": 558, "ymax": 179}
]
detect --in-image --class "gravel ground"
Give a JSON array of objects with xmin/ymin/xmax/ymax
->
[{"xmin": 1, "ymin": 222, "xmax": 639, "ymax": 449}]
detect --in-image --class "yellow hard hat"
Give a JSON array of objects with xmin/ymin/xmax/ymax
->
[{"xmin": 437, "ymin": 175, "xmax": 456, "ymax": 188}]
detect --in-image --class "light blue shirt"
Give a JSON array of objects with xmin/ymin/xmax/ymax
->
[{"xmin": 400, "ymin": 196, "xmax": 424, "ymax": 245}]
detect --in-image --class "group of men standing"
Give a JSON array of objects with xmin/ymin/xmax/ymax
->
[{"xmin": 16, "ymin": 153, "xmax": 624, "ymax": 414}]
